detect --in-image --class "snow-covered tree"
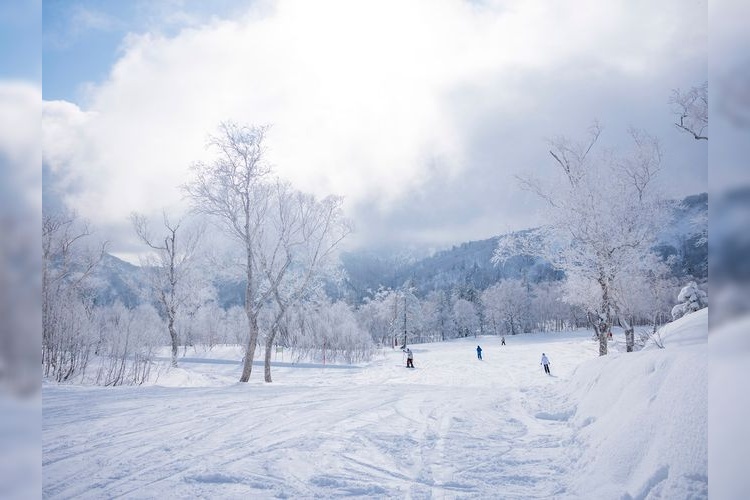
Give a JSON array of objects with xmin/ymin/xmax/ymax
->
[
  {"xmin": 184, "ymin": 122, "xmax": 272, "ymax": 383},
  {"xmin": 176, "ymin": 293, "xmax": 225, "ymax": 350},
  {"xmin": 611, "ymin": 254, "xmax": 676, "ymax": 346},
  {"xmin": 482, "ymin": 280, "xmax": 529, "ymax": 336},
  {"xmin": 92, "ymin": 303, "xmax": 162, "ymax": 386},
  {"xmin": 131, "ymin": 211, "xmax": 204, "ymax": 367},
  {"xmin": 423, "ymin": 290, "xmax": 454, "ymax": 342},
  {"xmin": 528, "ymin": 281, "xmax": 581, "ymax": 332},
  {"xmin": 185, "ymin": 123, "xmax": 351, "ymax": 383},
  {"xmin": 670, "ymin": 82, "xmax": 708, "ymax": 141},
  {"xmin": 396, "ymin": 281, "xmax": 422, "ymax": 348},
  {"xmin": 284, "ymin": 299, "xmax": 373, "ymax": 364},
  {"xmin": 43, "ymin": 210, "xmax": 107, "ymax": 381},
  {"xmin": 453, "ymin": 298, "xmax": 479, "ymax": 338},
  {"xmin": 495, "ymin": 123, "xmax": 670, "ymax": 355},
  {"xmin": 358, "ymin": 286, "xmax": 419, "ymax": 348},
  {"xmin": 223, "ymin": 305, "xmax": 249, "ymax": 346},
  {"xmin": 671, "ymin": 281, "xmax": 708, "ymax": 320},
  {"xmin": 255, "ymin": 181, "xmax": 352, "ymax": 382},
  {"xmin": 357, "ymin": 288, "xmax": 398, "ymax": 347}
]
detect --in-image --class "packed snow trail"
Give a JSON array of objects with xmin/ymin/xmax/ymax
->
[{"xmin": 43, "ymin": 330, "xmax": 618, "ymax": 498}]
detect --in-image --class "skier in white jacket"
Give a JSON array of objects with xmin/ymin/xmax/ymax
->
[
  {"xmin": 540, "ymin": 353, "xmax": 551, "ymax": 375},
  {"xmin": 405, "ymin": 348, "xmax": 414, "ymax": 368}
]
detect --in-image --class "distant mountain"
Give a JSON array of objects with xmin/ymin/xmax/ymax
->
[
  {"xmin": 654, "ymin": 193, "xmax": 708, "ymax": 279},
  {"xmin": 87, "ymin": 253, "xmax": 145, "ymax": 308},
  {"xmin": 337, "ymin": 193, "xmax": 708, "ymax": 303},
  {"xmin": 337, "ymin": 233, "xmax": 561, "ymax": 302},
  {"xmin": 82, "ymin": 193, "xmax": 708, "ymax": 308},
  {"xmin": 84, "ymin": 254, "xmax": 244, "ymax": 310}
]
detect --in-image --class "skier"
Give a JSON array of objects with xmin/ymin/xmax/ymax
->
[
  {"xmin": 540, "ymin": 353, "xmax": 551, "ymax": 375},
  {"xmin": 501, "ymin": 336, "xmax": 506, "ymax": 346},
  {"xmin": 405, "ymin": 348, "xmax": 414, "ymax": 368},
  {"xmin": 476, "ymin": 345, "xmax": 483, "ymax": 360}
]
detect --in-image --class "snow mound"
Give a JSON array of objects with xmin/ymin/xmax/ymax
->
[
  {"xmin": 556, "ymin": 309, "xmax": 707, "ymax": 498},
  {"xmin": 651, "ymin": 307, "xmax": 707, "ymax": 349},
  {"xmin": 709, "ymin": 313, "xmax": 750, "ymax": 498}
]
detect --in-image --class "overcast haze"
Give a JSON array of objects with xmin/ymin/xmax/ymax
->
[{"xmin": 41, "ymin": 0, "xmax": 708, "ymax": 261}]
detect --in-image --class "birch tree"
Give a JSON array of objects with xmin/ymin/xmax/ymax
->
[
  {"xmin": 495, "ymin": 123, "xmax": 669, "ymax": 355},
  {"xmin": 255, "ymin": 181, "xmax": 352, "ymax": 382},
  {"xmin": 131, "ymin": 211, "xmax": 203, "ymax": 367},
  {"xmin": 183, "ymin": 122, "xmax": 272, "ymax": 382}
]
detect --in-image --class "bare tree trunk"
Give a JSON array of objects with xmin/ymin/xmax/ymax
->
[
  {"xmin": 597, "ymin": 277, "xmax": 613, "ymax": 356},
  {"xmin": 587, "ymin": 312, "xmax": 609, "ymax": 356},
  {"xmin": 240, "ymin": 311, "xmax": 259, "ymax": 382},
  {"xmin": 168, "ymin": 314, "xmax": 178, "ymax": 368},
  {"xmin": 264, "ymin": 328, "xmax": 275, "ymax": 383},
  {"xmin": 625, "ymin": 327, "xmax": 635, "ymax": 352},
  {"xmin": 597, "ymin": 321, "xmax": 608, "ymax": 356},
  {"xmin": 239, "ymin": 236, "xmax": 257, "ymax": 382},
  {"xmin": 620, "ymin": 316, "xmax": 635, "ymax": 352}
]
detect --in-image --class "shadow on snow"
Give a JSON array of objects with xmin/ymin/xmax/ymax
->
[{"xmin": 157, "ymin": 356, "xmax": 361, "ymax": 370}]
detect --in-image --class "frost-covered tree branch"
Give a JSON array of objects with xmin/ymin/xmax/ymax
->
[{"xmin": 670, "ymin": 82, "xmax": 708, "ymax": 140}]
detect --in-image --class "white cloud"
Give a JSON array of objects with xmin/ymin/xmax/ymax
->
[
  {"xmin": 42, "ymin": 0, "xmax": 707, "ymax": 249},
  {"xmin": 1, "ymin": 81, "xmax": 41, "ymax": 213}
]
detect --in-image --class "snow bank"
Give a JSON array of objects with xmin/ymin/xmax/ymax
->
[
  {"xmin": 709, "ymin": 313, "xmax": 750, "ymax": 499},
  {"xmin": 0, "ymin": 395, "xmax": 40, "ymax": 500},
  {"xmin": 556, "ymin": 309, "xmax": 707, "ymax": 498}
]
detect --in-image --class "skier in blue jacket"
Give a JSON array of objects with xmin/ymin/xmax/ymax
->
[{"xmin": 476, "ymin": 345, "xmax": 483, "ymax": 360}]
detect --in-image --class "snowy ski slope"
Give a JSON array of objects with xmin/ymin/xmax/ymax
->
[{"xmin": 43, "ymin": 311, "xmax": 707, "ymax": 499}]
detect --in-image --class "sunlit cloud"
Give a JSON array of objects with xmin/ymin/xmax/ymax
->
[{"xmin": 42, "ymin": 0, "xmax": 707, "ymax": 249}]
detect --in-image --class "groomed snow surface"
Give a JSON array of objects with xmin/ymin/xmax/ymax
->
[{"xmin": 43, "ymin": 310, "xmax": 707, "ymax": 499}]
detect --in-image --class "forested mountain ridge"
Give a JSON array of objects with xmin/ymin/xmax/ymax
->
[
  {"xmin": 87, "ymin": 193, "xmax": 707, "ymax": 308},
  {"xmin": 87, "ymin": 253, "xmax": 144, "ymax": 308},
  {"xmin": 338, "ymin": 193, "xmax": 707, "ymax": 303},
  {"xmin": 337, "ymin": 234, "xmax": 560, "ymax": 302}
]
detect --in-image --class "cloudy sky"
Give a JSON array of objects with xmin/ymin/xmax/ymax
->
[{"xmin": 41, "ymin": 0, "xmax": 708, "ymax": 261}]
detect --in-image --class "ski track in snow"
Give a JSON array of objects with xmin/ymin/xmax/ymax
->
[{"xmin": 43, "ymin": 331, "xmax": 600, "ymax": 499}]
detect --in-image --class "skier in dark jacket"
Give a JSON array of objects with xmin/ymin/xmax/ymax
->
[{"xmin": 476, "ymin": 345, "xmax": 483, "ymax": 360}]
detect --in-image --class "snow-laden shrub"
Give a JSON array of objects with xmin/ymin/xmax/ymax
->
[
  {"xmin": 286, "ymin": 300, "xmax": 374, "ymax": 364},
  {"xmin": 43, "ymin": 287, "xmax": 97, "ymax": 382},
  {"xmin": 671, "ymin": 281, "xmax": 707, "ymax": 320},
  {"xmin": 92, "ymin": 303, "xmax": 163, "ymax": 386}
]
